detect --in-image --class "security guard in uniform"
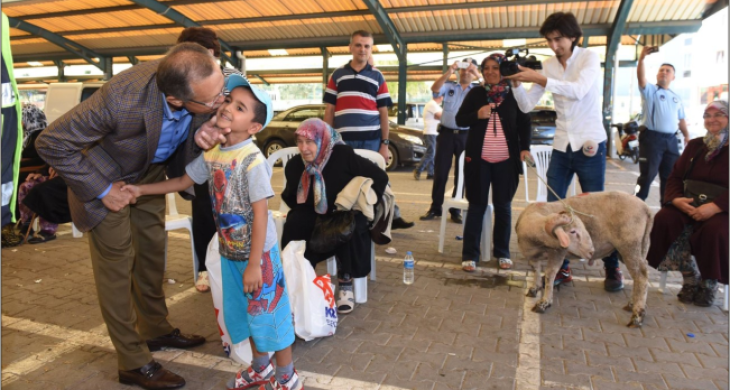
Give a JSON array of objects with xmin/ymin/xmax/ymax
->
[
  {"xmin": 421, "ymin": 58, "xmax": 481, "ymax": 223},
  {"xmin": 635, "ymin": 45, "xmax": 689, "ymax": 204}
]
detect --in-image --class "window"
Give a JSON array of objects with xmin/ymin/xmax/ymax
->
[{"xmin": 284, "ymin": 108, "xmax": 321, "ymax": 122}]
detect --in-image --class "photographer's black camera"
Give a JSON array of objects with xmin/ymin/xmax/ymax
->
[{"xmin": 499, "ymin": 48, "xmax": 543, "ymax": 77}]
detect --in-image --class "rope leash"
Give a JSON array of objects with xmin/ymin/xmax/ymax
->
[{"xmin": 523, "ymin": 156, "xmax": 595, "ymax": 220}]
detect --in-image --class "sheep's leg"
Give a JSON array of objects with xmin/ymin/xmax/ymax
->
[
  {"xmin": 527, "ymin": 259, "xmax": 543, "ymax": 298},
  {"xmin": 533, "ymin": 258, "xmax": 562, "ymax": 313},
  {"xmin": 622, "ymin": 254, "xmax": 649, "ymax": 328}
]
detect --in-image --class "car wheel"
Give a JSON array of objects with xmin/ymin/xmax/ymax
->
[
  {"xmin": 386, "ymin": 144, "xmax": 398, "ymax": 171},
  {"xmin": 265, "ymin": 139, "xmax": 287, "ymax": 166}
]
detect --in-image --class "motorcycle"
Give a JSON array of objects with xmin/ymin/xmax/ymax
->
[{"xmin": 611, "ymin": 121, "xmax": 640, "ymax": 164}]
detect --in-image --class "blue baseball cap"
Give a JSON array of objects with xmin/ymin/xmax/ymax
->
[{"xmin": 225, "ymin": 73, "xmax": 273, "ymax": 130}]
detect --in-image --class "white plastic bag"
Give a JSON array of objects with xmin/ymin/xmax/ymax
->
[
  {"xmin": 207, "ymin": 233, "xmax": 255, "ymax": 364},
  {"xmin": 281, "ymin": 240, "xmax": 337, "ymax": 341}
]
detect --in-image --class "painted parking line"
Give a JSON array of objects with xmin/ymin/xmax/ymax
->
[{"xmin": 1, "ymin": 312, "xmax": 408, "ymax": 390}]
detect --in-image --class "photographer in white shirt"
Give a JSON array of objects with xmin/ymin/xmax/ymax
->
[{"xmin": 506, "ymin": 12, "xmax": 623, "ymax": 292}]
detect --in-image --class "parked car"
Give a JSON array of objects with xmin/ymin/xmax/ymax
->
[
  {"xmin": 529, "ymin": 109, "xmax": 556, "ymax": 145},
  {"xmin": 255, "ymin": 104, "xmax": 426, "ymax": 171},
  {"xmin": 388, "ymin": 102, "xmax": 427, "ymax": 130}
]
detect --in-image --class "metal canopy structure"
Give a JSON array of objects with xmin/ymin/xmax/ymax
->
[{"xmin": 4, "ymin": 0, "xmax": 725, "ymax": 131}]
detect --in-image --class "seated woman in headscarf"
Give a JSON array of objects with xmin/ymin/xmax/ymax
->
[
  {"xmin": 648, "ymin": 100, "xmax": 728, "ymax": 307},
  {"xmin": 281, "ymin": 118, "xmax": 389, "ymax": 314},
  {"xmin": 455, "ymin": 53, "xmax": 532, "ymax": 272}
]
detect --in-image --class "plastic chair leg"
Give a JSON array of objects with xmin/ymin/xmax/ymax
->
[
  {"xmin": 438, "ymin": 213, "xmax": 447, "ymax": 253},
  {"xmin": 188, "ymin": 227, "xmax": 198, "ymax": 282},
  {"xmin": 71, "ymin": 223, "xmax": 83, "ymax": 238},
  {"xmin": 659, "ymin": 271, "xmax": 667, "ymax": 294},
  {"xmin": 480, "ymin": 204, "xmax": 493, "ymax": 263},
  {"xmin": 354, "ymin": 277, "xmax": 368, "ymax": 304},
  {"xmin": 724, "ymin": 285, "xmax": 728, "ymax": 312},
  {"xmin": 370, "ymin": 241, "xmax": 376, "ymax": 281},
  {"xmin": 327, "ymin": 257, "xmax": 337, "ymax": 277}
]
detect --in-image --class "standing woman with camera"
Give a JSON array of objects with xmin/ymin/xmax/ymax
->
[
  {"xmin": 647, "ymin": 100, "xmax": 728, "ymax": 307},
  {"xmin": 455, "ymin": 54, "xmax": 532, "ymax": 272}
]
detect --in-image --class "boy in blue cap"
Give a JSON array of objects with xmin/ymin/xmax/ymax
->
[{"xmin": 123, "ymin": 74, "xmax": 301, "ymax": 390}]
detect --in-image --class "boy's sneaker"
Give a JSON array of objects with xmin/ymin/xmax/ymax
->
[
  {"xmin": 604, "ymin": 267, "xmax": 624, "ymax": 292},
  {"xmin": 258, "ymin": 371, "xmax": 303, "ymax": 390},
  {"xmin": 553, "ymin": 266, "xmax": 573, "ymax": 287},
  {"xmin": 227, "ymin": 363, "xmax": 274, "ymax": 390}
]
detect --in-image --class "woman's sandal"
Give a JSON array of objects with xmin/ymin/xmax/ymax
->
[
  {"xmin": 498, "ymin": 258, "xmax": 513, "ymax": 270},
  {"xmin": 462, "ymin": 260, "xmax": 476, "ymax": 273},
  {"xmin": 27, "ymin": 231, "xmax": 56, "ymax": 245},
  {"xmin": 337, "ymin": 289, "xmax": 355, "ymax": 314},
  {"xmin": 195, "ymin": 271, "xmax": 210, "ymax": 293}
]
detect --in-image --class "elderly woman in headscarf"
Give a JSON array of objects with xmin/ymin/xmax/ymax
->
[
  {"xmin": 648, "ymin": 100, "xmax": 729, "ymax": 307},
  {"xmin": 280, "ymin": 118, "xmax": 389, "ymax": 313},
  {"xmin": 455, "ymin": 53, "xmax": 532, "ymax": 272}
]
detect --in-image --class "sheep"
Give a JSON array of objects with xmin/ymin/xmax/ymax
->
[{"xmin": 515, "ymin": 191, "xmax": 653, "ymax": 327}]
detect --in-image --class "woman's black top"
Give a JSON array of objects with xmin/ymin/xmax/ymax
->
[{"xmin": 455, "ymin": 86, "xmax": 531, "ymax": 177}]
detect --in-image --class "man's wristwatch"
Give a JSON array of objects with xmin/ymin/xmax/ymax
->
[{"xmin": 381, "ymin": 139, "xmax": 390, "ymax": 146}]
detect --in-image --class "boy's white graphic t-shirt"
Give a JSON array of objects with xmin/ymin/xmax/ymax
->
[{"xmin": 186, "ymin": 138, "xmax": 277, "ymax": 261}]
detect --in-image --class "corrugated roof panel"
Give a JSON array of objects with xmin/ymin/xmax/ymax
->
[
  {"xmin": 29, "ymin": 10, "xmax": 169, "ymax": 32},
  {"xmin": 2, "ymin": 0, "xmax": 130, "ymax": 17},
  {"xmin": 176, "ymin": 2, "xmax": 263, "ymax": 21},
  {"xmin": 628, "ymin": 0, "xmax": 704, "ymax": 22},
  {"xmin": 277, "ymin": 0, "xmax": 329, "ymax": 15},
  {"xmin": 10, "ymin": 41, "xmax": 65, "ymax": 57},
  {"xmin": 9, "ymin": 28, "xmax": 30, "ymax": 37}
]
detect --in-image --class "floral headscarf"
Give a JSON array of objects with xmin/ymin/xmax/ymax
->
[
  {"xmin": 21, "ymin": 104, "xmax": 47, "ymax": 149},
  {"xmin": 481, "ymin": 53, "xmax": 511, "ymax": 106},
  {"xmin": 703, "ymin": 100, "xmax": 729, "ymax": 161},
  {"xmin": 294, "ymin": 118, "xmax": 345, "ymax": 214}
]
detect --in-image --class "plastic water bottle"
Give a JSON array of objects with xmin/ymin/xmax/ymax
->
[{"xmin": 403, "ymin": 251, "xmax": 415, "ymax": 285}]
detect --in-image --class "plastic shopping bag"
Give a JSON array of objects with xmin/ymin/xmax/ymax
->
[
  {"xmin": 207, "ymin": 233, "xmax": 256, "ymax": 364},
  {"xmin": 281, "ymin": 240, "xmax": 337, "ymax": 341}
]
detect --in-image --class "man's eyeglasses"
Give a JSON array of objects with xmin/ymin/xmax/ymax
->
[{"xmin": 188, "ymin": 86, "xmax": 229, "ymax": 108}]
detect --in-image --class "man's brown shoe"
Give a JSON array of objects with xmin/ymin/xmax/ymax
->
[
  {"xmin": 146, "ymin": 328, "xmax": 205, "ymax": 351},
  {"xmin": 119, "ymin": 361, "xmax": 185, "ymax": 390}
]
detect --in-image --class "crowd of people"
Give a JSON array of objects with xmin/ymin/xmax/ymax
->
[{"xmin": 2, "ymin": 10, "xmax": 727, "ymax": 390}]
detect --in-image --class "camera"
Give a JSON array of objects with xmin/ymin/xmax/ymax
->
[
  {"xmin": 499, "ymin": 48, "xmax": 543, "ymax": 77},
  {"xmin": 457, "ymin": 59, "xmax": 473, "ymax": 69}
]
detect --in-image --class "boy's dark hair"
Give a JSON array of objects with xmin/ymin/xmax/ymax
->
[
  {"xmin": 157, "ymin": 43, "xmax": 217, "ymax": 102},
  {"xmin": 540, "ymin": 12, "xmax": 583, "ymax": 50},
  {"xmin": 177, "ymin": 27, "xmax": 221, "ymax": 58},
  {"xmin": 660, "ymin": 63, "xmax": 676, "ymax": 73},
  {"xmin": 350, "ymin": 30, "xmax": 373, "ymax": 42},
  {"xmin": 251, "ymin": 92, "xmax": 267, "ymax": 126}
]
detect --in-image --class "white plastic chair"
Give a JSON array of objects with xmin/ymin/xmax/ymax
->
[
  {"xmin": 659, "ymin": 261, "xmax": 728, "ymax": 311},
  {"xmin": 164, "ymin": 192, "xmax": 198, "ymax": 281},
  {"xmin": 68, "ymin": 193, "xmax": 197, "ymax": 280},
  {"xmin": 522, "ymin": 145, "xmax": 578, "ymax": 203},
  {"xmin": 437, "ymin": 151, "xmax": 493, "ymax": 263},
  {"xmin": 267, "ymin": 147, "xmax": 380, "ymax": 304}
]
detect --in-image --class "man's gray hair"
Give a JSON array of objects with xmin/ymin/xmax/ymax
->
[{"xmin": 156, "ymin": 42, "xmax": 218, "ymax": 102}]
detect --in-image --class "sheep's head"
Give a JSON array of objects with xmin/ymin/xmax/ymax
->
[{"xmin": 544, "ymin": 212, "xmax": 594, "ymax": 260}]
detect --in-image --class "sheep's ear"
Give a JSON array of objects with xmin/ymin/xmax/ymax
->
[
  {"xmin": 544, "ymin": 212, "xmax": 572, "ymax": 236},
  {"xmin": 554, "ymin": 228, "xmax": 570, "ymax": 248}
]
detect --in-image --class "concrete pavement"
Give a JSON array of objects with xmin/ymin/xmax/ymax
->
[{"xmin": 2, "ymin": 156, "xmax": 727, "ymax": 390}]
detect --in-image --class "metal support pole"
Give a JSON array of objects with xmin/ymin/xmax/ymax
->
[
  {"xmin": 322, "ymin": 47, "xmax": 329, "ymax": 95},
  {"xmin": 398, "ymin": 57, "xmax": 407, "ymax": 125},
  {"xmin": 442, "ymin": 43, "xmax": 449, "ymax": 73},
  {"xmin": 102, "ymin": 57, "xmax": 113, "ymax": 80},
  {"xmin": 127, "ymin": 56, "xmax": 139, "ymax": 65},
  {"xmin": 54, "ymin": 60, "xmax": 66, "ymax": 82}
]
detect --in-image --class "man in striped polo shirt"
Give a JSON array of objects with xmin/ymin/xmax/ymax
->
[{"xmin": 324, "ymin": 30, "xmax": 414, "ymax": 230}]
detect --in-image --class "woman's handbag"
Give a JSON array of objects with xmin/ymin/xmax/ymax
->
[
  {"xmin": 683, "ymin": 148, "xmax": 728, "ymax": 207},
  {"xmin": 308, "ymin": 211, "xmax": 356, "ymax": 253}
]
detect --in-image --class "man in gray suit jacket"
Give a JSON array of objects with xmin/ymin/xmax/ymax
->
[{"xmin": 37, "ymin": 43, "xmax": 229, "ymax": 390}]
